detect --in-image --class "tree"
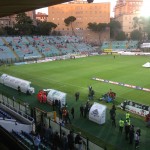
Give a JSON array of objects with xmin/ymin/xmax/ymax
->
[
  {"xmin": 115, "ymin": 31, "xmax": 126, "ymax": 41},
  {"xmin": 36, "ymin": 20, "xmax": 57, "ymax": 35},
  {"xmin": 15, "ymin": 13, "xmax": 33, "ymax": 25},
  {"xmin": 132, "ymin": 16, "xmax": 150, "ymax": 40},
  {"xmin": 0, "ymin": 27, "xmax": 6, "ymax": 35},
  {"xmin": 109, "ymin": 19, "xmax": 121, "ymax": 39},
  {"xmin": 51, "ymin": 30, "xmax": 62, "ymax": 36},
  {"xmin": 88, "ymin": 22, "xmax": 99, "ymax": 32},
  {"xmin": 4, "ymin": 26, "xmax": 16, "ymax": 35},
  {"xmin": 87, "ymin": 22, "xmax": 109, "ymax": 42},
  {"xmin": 133, "ymin": 17, "xmax": 144, "ymax": 31},
  {"xmin": 130, "ymin": 30, "xmax": 142, "ymax": 40},
  {"xmin": 141, "ymin": 17, "xmax": 150, "ymax": 40},
  {"xmin": 64, "ymin": 16, "xmax": 76, "ymax": 35},
  {"xmin": 15, "ymin": 13, "xmax": 33, "ymax": 35}
]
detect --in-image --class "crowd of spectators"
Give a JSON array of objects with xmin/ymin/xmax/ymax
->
[
  {"xmin": 0, "ymin": 35, "xmax": 97, "ymax": 62},
  {"xmin": 34, "ymin": 123, "xmax": 85, "ymax": 150}
]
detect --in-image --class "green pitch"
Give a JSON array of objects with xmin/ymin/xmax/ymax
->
[{"xmin": 0, "ymin": 55, "xmax": 150, "ymax": 150}]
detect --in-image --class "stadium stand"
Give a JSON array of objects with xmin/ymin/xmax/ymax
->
[
  {"xmin": 101, "ymin": 40, "xmax": 138, "ymax": 51},
  {"xmin": 0, "ymin": 125, "xmax": 28, "ymax": 150},
  {"xmin": 0, "ymin": 93, "xmax": 101, "ymax": 150},
  {"xmin": 0, "ymin": 36, "xmax": 96, "ymax": 62},
  {"xmin": 27, "ymin": 36, "xmax": 60, "ymax": 57},
  {"xmin": 0, "ymin": 37, "xmax": 16, "ymax": 60},
  {"xmin": 3, "ymin": 36, "xmax": 42, "ymax": 59},
  {"xmin": 0, "ymin": 108, "xmax": 12, "ymax": 119},
  {"xmin": 12, "ymin": 130, "xmax": 49, "ymax": 150}
]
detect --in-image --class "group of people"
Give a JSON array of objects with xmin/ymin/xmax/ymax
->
[
  {"xmin": 54, "ymin": 131, "xmax": 84, "ymax": 150},
  {"xmin": 110, "ymin": 105, "xmax": 141, "ymax": 149},
  {"xmin": 43, "ymin": 85, "xmax": 147, "ymax": 150},
  {"xmin": 34, "ymin": 123, "xmax": 84, "ymax": 150},
  {"xmin": 101, "ymin": 89, "xmax": 116, "ymax": 103},
  {"xmin": 58, "ymin": 107, "xmax": 74, "ymax": 125},
  {"xmin": 33, "ymin": 133, "xmax": 41, "ymax": 150},
  {"xmin": 119, "ymin": 117, "xmax": 141, "ymax": 149},
  {"xmin": 75, "ymin": 86, "xmax": 95, "ymax": 102},
  {"xmin": 88, "ymin": 86, "xmax": 95, "ymax": 100},
  {"xmin": 80, "ymin": 101, "xmax": 92, "ymax": 118}
]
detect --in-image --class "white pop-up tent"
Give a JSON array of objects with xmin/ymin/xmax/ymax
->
[
  {"xmin": 143, "ymin": 62, "xmax": 150, "ymax": 68},
  {"xmin": 89, "ymin": 102, "xmax": 107, "ymax": 125},
  {"xmin": 45, "ymin": 89, "xmax": 66, "ymax": 107},
  {"xmin": 0, "ymin": 74, "xmax": 35, "ymax": 94}
]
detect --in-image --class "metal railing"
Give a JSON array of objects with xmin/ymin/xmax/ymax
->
[{"xmin": 0, "ymin": 92, "xmax": 104, "ymax": 150}]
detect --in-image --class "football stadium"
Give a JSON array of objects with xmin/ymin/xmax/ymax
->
[
  {"xmin": 0, "ymin": 1, "xmax": 150, "ymax": 150},
  {"xmin": 0, "ymin": 37, "xmax": 150, "ymax": 150}
]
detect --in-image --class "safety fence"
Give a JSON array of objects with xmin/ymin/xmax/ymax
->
[{"xmin": 0, "ymin": 93, "xmax": 104, "ymax": 150}]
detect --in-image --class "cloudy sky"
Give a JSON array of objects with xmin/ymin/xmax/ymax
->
[{"xmin": 36, "ymin": 0, "xmax": 116, "ymax": 17}]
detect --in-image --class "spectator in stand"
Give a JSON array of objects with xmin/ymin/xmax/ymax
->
[
  {"xmin": 47, "ymin": 125, "xmax": 53, "ymax": 143},
  {"xmin": 33, "ymin": 133, "xmax": 41, "ymax": 150},
  {"xmin": 59, "ymin": 120, "xmax": 65, "ymax": 127},
  {"xmin": 44, "ymin": 126, "xmax": 49, "ymax": 143},
  {"xmin": 40, "ymin": 124, "xmax": 46, "ymax": 141},
  {"xmin": 61, "ymin": 132, "xmax": 68, "ymax": 150},
  {"xmin": 67, "ymin": 131, "xmax": 74, "ymax": 150},
  {"xmin": 52, "ymin": 131, "xmax": 60, "ymax": 150},
  {"xmin": 75, "ymin": 132, "xmax": 82, "ymax": 150}
]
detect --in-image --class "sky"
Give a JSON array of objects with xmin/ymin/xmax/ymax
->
[{"xmin": 36, "ymin": 0, "xmax": 116, "ymax": 17}]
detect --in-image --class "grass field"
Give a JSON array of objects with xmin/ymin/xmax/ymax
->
[{"xmin": 0, "ymin": 55, "xmax": 150, "ymax": 150}]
